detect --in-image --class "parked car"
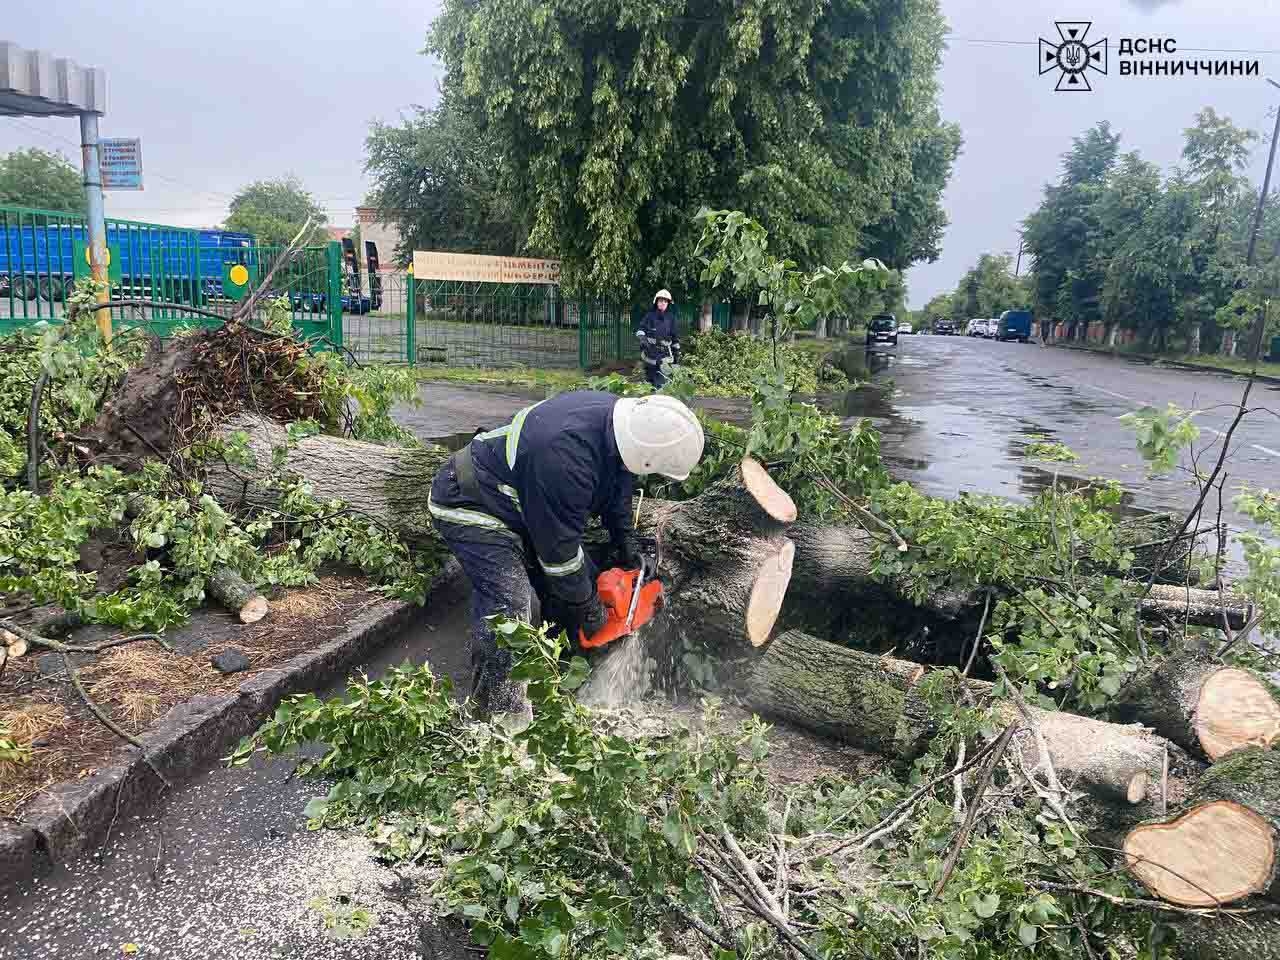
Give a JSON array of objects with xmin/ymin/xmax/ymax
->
[
  {"xmin": 866, "ymin": 314, "xmax": 898, "ymax": 347},
  {"xmin": 897, "ymin": 322, "xmax": 913, "ymax": 335},
  {"xmin": 997, "ymin": 309, "xmax": 1034, "ymax": 342},
  {"xmin": 933, "ymin": 317, "xmax": 955, "ymax": 335},
  {"xmin": 966, "ymin": 319, "xmax": 985, "ymax": 337}
]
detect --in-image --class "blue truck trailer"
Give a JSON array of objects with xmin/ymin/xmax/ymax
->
[
  {"xmin": 997, "ymin": 309, "xmax": 1033, "ymax": 342},
  {"xmin": 0, "ymin": 205, "xmax": 254, "ymax": 308}
]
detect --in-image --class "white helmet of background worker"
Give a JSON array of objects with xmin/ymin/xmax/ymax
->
[
  {"xmin": 654, "ymin": 289, "xmax": 673, "ymax": 304},
  {"xmin": 613, "ymin": 395, "xmax": 704, "ymax": 480}
]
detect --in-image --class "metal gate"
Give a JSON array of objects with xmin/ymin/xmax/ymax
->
[{"xmin": 336, "ymin": 276, "xmax": 731, "ymax": 370}]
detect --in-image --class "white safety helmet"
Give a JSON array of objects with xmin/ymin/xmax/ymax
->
[
  {"xmin": 613, "ymin": 395, "xmax": 704, "ymax": 480},
  {"xmin": 654, "ymin": 289, "xmax": 673, "ymax": 304}
]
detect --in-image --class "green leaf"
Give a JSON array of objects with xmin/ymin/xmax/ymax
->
[
  {"xmin": 972, "ymin": 893, "xmax": 1000, "ymax": 919},
  {"xmin": 1018, "ymin": 922, "xmax": 1038, "ymax": 947},
  {"xmin": 302, "ymin": 797, "xmax": 329, "ymax": 821}
]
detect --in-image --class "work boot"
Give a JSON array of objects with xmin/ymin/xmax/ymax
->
[{"xmin": 474, "ymin": 678, "xmax": 533, "ymax": 733}]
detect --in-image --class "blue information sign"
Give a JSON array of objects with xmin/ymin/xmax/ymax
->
[{"xmin": 100, "ymin": 138, "xmax": 143, "ymax": 190}]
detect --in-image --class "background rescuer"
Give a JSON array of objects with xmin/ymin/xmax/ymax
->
[{"xmin": 428, "ymin": 391, "xmax": 705, "ymax": 725}]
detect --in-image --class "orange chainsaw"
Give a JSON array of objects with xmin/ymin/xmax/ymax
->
[{"xmin": 579, "ymin": 556, "xmax": 663, "ymax": 650}]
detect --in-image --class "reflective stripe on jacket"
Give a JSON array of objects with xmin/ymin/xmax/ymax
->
[{"xmin": 427, "ymin": 390, "xmax": 634, "ymax": 604}]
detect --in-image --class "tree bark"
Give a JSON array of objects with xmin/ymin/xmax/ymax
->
[
  {"xmin": 1124, "ymin": 749, "xmax": 1280, "ymax": 908},
  {"xmin": 638, "ymin": 460, "xmax": 798, "ymax": 652},
  {"xmin": 206, "ymin": 413, "xmax": 451, "ymax": 551},
  {"xmin": 1113, "ymin": 652, "xmax": 1280, "ymax": 763},
  {"xmin": 741, "ymin": 629, "xmax": 1196, "ymax": 826},
  {"xmin": 207, "ymin": 566, "xmax": 268, "ymax": 623},
  {"xmin": 204, "ymin": 418, "xmax": 1247, "ymax": 650}
]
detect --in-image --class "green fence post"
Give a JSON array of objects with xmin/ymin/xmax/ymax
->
[
  {"xmin": 326, "ymin": 241, "xmax": 343, "ymax": 348},
  {"xmin": 406, "ymin": 272, "xmax": 416, "ymax": 365},
  {"xmin": 578, "ymin": 301, "xmax": 589, "ymax": 369}
]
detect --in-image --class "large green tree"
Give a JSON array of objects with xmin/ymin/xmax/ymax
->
[
  {"xmin": 224, "ymin": 176, "xmax": 328, "ymax": 246},
  {"xmin": 365, "ymin": 99, "xmax": 523, "ymax": 264},
  {"xmin": 1025, "ymin": 111, "xmax": 1274, "ymax": 355},
  {"xmin": 428, "ymin": 0, "xmax": 957, "ymax": 296},
  {"xmin": 1022, "ymin": 122, "xmax": 1120, "ymax": 340},
  {"xmin": 0, "ymin": 148, "xmax": 84, "ymax": 212}
]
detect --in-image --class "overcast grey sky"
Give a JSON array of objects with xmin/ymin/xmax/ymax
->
[{"xmin": 3, "ymin": 0, "xmax": 1278, "ymax": 306}]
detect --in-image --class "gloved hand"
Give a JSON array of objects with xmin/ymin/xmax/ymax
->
[
  {"xmin": 564, "ymin": 593, "xmax": 608, "ymax": 643},
  {"xmin": 613, "ymin": 532, "xmax": 644, "ymax": 570}
]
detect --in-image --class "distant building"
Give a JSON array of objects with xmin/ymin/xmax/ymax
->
[
  {"xmin": 326, "ymin": 226, "xmax": 352, "ymax": 244},
  {"xmin": 355, "ymin": 206, "xmax": 405, "ymax": 271}
]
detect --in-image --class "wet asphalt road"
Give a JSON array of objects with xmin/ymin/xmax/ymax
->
[
  {"xmin": 844, "ymin": 336, "xmax": 1279, "ymax": 532},
  {"xmin": 395, "ymin": 337, "xmax": 1280, "ymax": 531},
  {"xmin": 0, "ymin": 584, "xmax": 477, "ymax": 960},
  {"xmin": 3, "ymin": 336, "xmax": 1276, "ymax": 957}
]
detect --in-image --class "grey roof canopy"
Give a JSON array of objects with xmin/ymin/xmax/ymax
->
[{"xmin": 0, "ymin": 40, "xmax": 105, "ymax": 116}]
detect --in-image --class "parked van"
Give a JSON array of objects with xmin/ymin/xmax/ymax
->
[{"xmin": 997, "ymin": 310, "xmax": 1034, "ymax": 342}]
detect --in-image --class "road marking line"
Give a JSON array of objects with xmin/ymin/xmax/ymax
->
[
  {"xmin": 1252, "ymin": 443, "xmax": 1280, "ymax": 458},
  {"xmin": 1082, "ymin": 383, "xmax": 1136, "ymax": 402}
]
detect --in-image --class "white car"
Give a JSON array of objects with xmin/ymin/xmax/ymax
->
[{"xmin": 897, "ymin": 322, "xmax": 913, "ymax": 335}]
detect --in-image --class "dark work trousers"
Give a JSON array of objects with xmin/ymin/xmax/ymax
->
[
  {"xmin": 431, "ymin": 516, "xmax": 533, "ymax": 716},
  {"xmin": 643, "ymin": 360, "xmax": 668, "ymax": 389},
  {"xmin": 432, "ymin": 519, "xmax": 602, "ymax": 711}
]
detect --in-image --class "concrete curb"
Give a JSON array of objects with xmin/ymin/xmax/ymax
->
[
  {"xmin": 1051, "ymin": 342, "xmax": 1280, "ymax": 386},
  {"xmin": 0, "ymin": 563, "xmax": 460, "ymax": 891}
]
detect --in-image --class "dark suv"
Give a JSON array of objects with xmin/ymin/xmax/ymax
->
[
  {"xmin": 866, "ymin": 314, "xmax": 898, "ymax": 347},
  {"xmin": 933, "ymin": 317, "xmax": 955, "ymax": 335}
]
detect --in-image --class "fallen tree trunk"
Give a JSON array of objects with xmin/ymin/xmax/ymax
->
[
  {"xmin": 1113, "ymin": 652, "xmax": 1280, "ymax": 763},
  {"xmin": 206, "ymin": 413, "xmax": 450, "ymax": 550},
  {"xmin": 640, "ymin": 461, "xmax": 797, "ymax": 651},
  {"xmin": 1124, "ymin": 749, "xmax": 1280, "ymax": 908},
  {"xmin": 207, "ymin": 566, "xmax": 268, "ymax": 624},
  {"xmin": 741, "ymin": 629, "xmax": 1199, "ymax": 827},
  {"xmin": 209, "ymin": 415, "xmax": 1249, "ymax": 654}
]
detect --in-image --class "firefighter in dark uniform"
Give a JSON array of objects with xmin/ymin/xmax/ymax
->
[
  {"xmin": 428, "ymin": 391, "xmax": 705, "ymax": 726},
  {"xmin": 639, "ymin": 288, "xmax": 680, "ymax": 388}
]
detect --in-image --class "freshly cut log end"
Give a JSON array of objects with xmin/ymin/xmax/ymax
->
[
  {"xmin": 207, "ymin": 566, "xmax": 269, "ymax": 624},
  {"xmin": 1196, "ymin": 668, "xmax": 1280, "ymax": 761},
  {"xmin": 1113, "ymin": 653, "xmax": 1280, "ymax": 765},
  {"xmin": 237, "ymin": 595, "xmax": 270, "ymax": 625},
  {"xmin": 745, "ymin": 539, "xmax": 794, "ymax": 647},
  {"xmin": 1124, "ymin": 800, "xmax": 1276, "ymax": 907},
  {"xmin": 739, "ymin": 457, "xmax": 797, "ymax": 524}
]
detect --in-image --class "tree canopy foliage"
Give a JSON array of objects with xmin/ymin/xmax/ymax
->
[
  {"xmin": 919, "ymin": 253, "xmax": 1028, "ymax": 328},
  {"xmin": 224, "ymin": 176, "xmax": 329, "ymax": 246},
  {"xmin": 365, "ymin": 100, "xmax": 523, "ymax": 265},
  {"xmin": 0, "ymin": 147, "xmax": 85, "ymax": 212},
  {"xmin": 422, "ymin": 0, "xmax": 960, "ymax": 296},
  {"xmin": 1023, "ymin": 109, "xmax": 1280, "ymax": 354}
]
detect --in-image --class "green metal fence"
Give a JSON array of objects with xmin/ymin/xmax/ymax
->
[
  {"xmin": 336, "ymin": 276, "xmax": 732, "ymax": 369},
  {"xmin": 0, "ymin": 204, "xmax": 731, "ymax": 371},
  {"xmin": 203, "ymin": 241, "xmax": 344, "ymax": 345}
]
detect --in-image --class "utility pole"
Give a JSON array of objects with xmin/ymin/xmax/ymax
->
[
  {"xmin": 1242, "ymin": 78, "xmax": 1280, "ymax": 363},
  {"xmin": 1014, "ymin": 236, "xmax": 1025, "ymax": 278},
  {"xmin": 79, "ymin": 111, "xmax": 111, "ymax": 342}
]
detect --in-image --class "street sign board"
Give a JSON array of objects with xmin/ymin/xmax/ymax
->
[
  {"xmin": 411, "ymin": 250, "xmax": 561, "ymax": 285},
  {"xmin": 100, "ymin": 138, "xmax": 143, "ymax": 190}
]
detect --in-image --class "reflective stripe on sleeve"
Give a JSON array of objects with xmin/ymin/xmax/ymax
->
[
  {"xmin": 499, "ymin": 484, "xmax": 521, "ymax": 507},
  {"xmin": 539, "ymin": 546, "xmax": 585, "ymax": 577}
]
